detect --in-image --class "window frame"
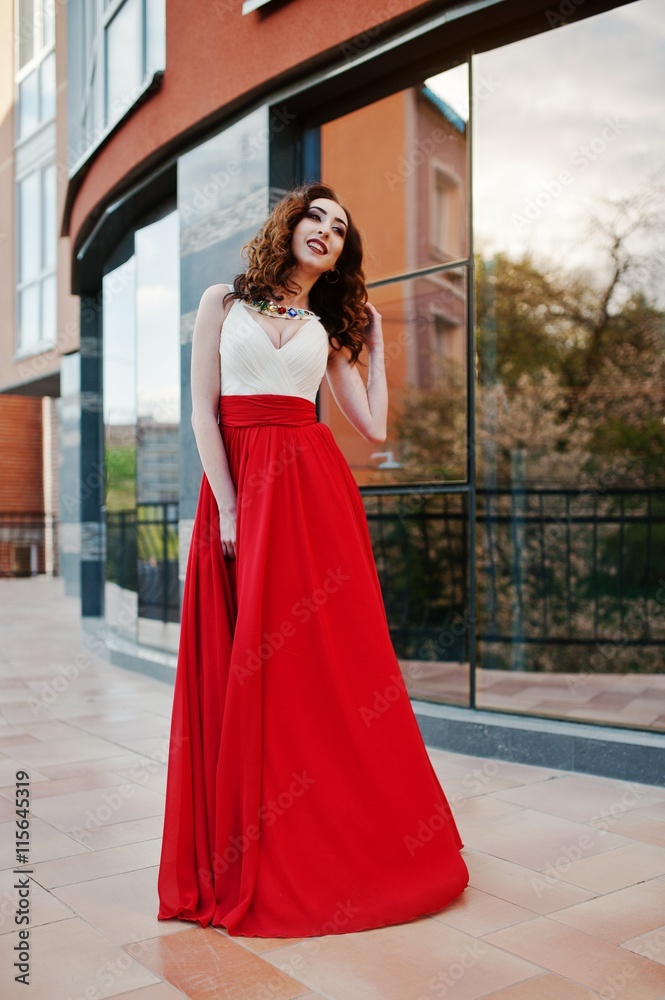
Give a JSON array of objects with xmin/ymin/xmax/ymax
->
[
  {"xmin": 68, "ymin": 0, "xmax": 165, "ymax": 175},
  {"xmin": 14, "ymin": 0, "xmax": 56, "ymax": 145},
  {"xmin": 14, "ymin": 158, "xmax": 58, "ymax": 358}
]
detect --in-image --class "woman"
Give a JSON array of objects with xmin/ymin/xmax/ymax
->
[{"xmin": 157, "ymin": 181, "xmax": 469, "ymax": 938}]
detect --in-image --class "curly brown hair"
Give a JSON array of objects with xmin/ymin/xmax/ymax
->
[{"xmin": 222, "ymin": 182, "xmax": 369, "ymax": 365}]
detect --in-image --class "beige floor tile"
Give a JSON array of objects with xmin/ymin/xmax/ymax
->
[
  {"xmin": 541, "ymin": 843, "xmax": 665, "ymax": 893},
  {"xmin": 111, "ymin": 763, "xmax": 167, "ymax": 797},
  {"xmin": 466, "ymin": 851, "xmax": 596, "ymax": 914},
  {"xmin": 491, "ymin": 774, "xmax": 665, "ymax": 825},
  {"xmin": 444, "ymin": 755, "xmax": 564, "ymax": 786},
  {"xmin": 233, "ymin": 933, "xmax": 306, "ymax": 955},
  {"xmin": 261, "ymin": 915, "xmax": 542, "ymax": 1000},
  {"xmin": 0, "ymin": 732, "xmax": 42, "ymax": 748},
  {"xmin": 51, "ymin": 866, "xmax": 188, "ymax": 946},
  {"xmin": 430, "ymin": 885, "xmax": 536, "ymax": 936},
  {"xmin": 621, "ymin": 924, "xmax": 665, "ymax": 966},
  {"xmin": 0, "ymin": 796, "xmax": 20, "ymax": 823},
  {"xmin": 30, "ymin": 838, "xmax": 161, "ymax": 889},
  {"xmin": 0, "ymin": 758, "xmax": 50, "ymax": 785},
  {"xmin": 115, "ymin": 737, "xmax": 172, "ymax": 758},
  {"xmin": 10, "ymin": 736, "xmax": 134, "ymax": 768},
  {"xmin": 481, "ymin": 972, "xmax": 605, "ymax": 998},
  {"xmin": 28, "ymin": 782, "xmax": 165, "ymax": 838},
  {"xmin": 0, "ymin": 874, "xmax": 74, "ymax": 935},
  {"xmin": 458, "ymin": 808, "xmax": 631, "ymax": 872},
  {"xmin": 68, "ymin": 814, "xmax": 164, "ymax": 851},
  {"xmin": 134, "ymin": 926, "xmax": 314, "ymax": 999},
  {"xmin": 600, "ymin": 809, "xmax": 665, "ymax": 847},
  {"xmin": 0, "ymin": 815, "xmax": 90, "ymax": 866},
  {"xmin": 73, "ymin": 716, "xmax": 169, "ymax": 743},
  {"xmin": 0, "ymin": 915, "xmax": 160, "ymax": 1000},
  {"xmin": 12, "ymin": 770, "xmax": 132, "ymax": 800},
  {"xmin": 638, "ymin": 800, "xmax": 665, "ymax": 822},
  {"xmin": 550, "ymin": 878, "xmax": 665, "ymax": 944},
  {"xmin": 13, "ymin": 720, "xmax": 90, "ymax": 742},
  {"xmin": 484, "ymin": 915, "xmax": 665, "ymax": 999},
  {"xmin": 107, "ymin": 984, "xmax": 189, "ymax": 1000},
  {"xmin": 450, "ymin": 795, "xmax": 524, "ymax": 823},
  {"xmin": 38, "ymin": 753, "xmax": 155, "ymax": 780}
]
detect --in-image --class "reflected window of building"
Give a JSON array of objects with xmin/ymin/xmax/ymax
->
[
  {"xmin": 68, "ymin": 0, "xmax": 166, "ymax": 165},
  {"xmin": 430, "ymin": 165, "xmax": 461, "ymax": 260},
  {"xmin": 102, "ymin": 208, "xmax": 180, "ymax": 649},
  {"xmin": 103, "ymin": 254, "xmax": 138, "ymax": 639},
  {"xmin": 319, "ymin": 65, "xmax": 471, "ymax": 707},
  {"xmin": 135, "ymin": 212, "xmax": 180, "ymax": 651},
  {"xmin": 16, "ymin": 161, "xmax": 57, "ymax": 352},
  {"xmin": 15, "ymin": 0, "xmax": 56, "ymax": 141},
  {"xmin": 319, "ymin": 68, "xmax": 470, "ymax": 489},
  {"xmin": 472, "ymin": 0, "xmax": 665, "ymax": 728}
]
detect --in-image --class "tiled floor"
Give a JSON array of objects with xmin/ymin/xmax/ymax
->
[
  {"xmin": 0, "ymin": 576, "xmax": 664, "ymax": 1000},
  {"xmin": 401, "ymin": 661, "xmax": 665, "ymax": 731}
]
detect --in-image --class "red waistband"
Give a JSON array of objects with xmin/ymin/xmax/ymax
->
[{"xmin": 219, "ymin": 393, "xmax": 317, "ymax": 427}]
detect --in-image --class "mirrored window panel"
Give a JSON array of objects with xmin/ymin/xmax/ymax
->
[
  {"xmin": 178, "ymin": 105, "xmax": 269, "ymax": 313},
  {"xmin": 103, "ymin": 255, "xmax": 137, "ymax": 641},
  {"xmin": 365, "ymin": 490, "xmax": 470, "ymax": 707},
  {"xmin": 319, "ymin": 65, "xmax": 470, "ymax": 487},
  {"xmin": 473, "ymin": 0, "xmax": 665, "ymax": 729},
  {"xmin": 135, "ymin": 211, "xmax": 181, "ymax": 651}
]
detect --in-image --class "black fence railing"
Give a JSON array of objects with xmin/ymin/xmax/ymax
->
[
  {"xmin": 104, "ymin": 488, "xmax": 665, "ymax": 671},
  {"xmin": 365, "ymin": 486, "xmax": 665, "ymax": 671},
  {"xmin": 106, "ymin": 503, "xmax": 179, "ymax": 622}
]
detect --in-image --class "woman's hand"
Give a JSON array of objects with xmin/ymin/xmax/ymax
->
[
  {"xmin": 219, "ymin": 504, "xmax": 237, "ymax": 559},
  {"xmin": 364, "ymin": 302, "xmax": 384, "ymax": 352}
]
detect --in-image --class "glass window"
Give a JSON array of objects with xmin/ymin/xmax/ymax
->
[
  {"xmin": 146, "ymin": 0, "xmax": 166, "ymax": 74},
  {"xmin": 472, "ymin": 0, "xmax": 665, "ymax": 729},
  {"xmin": 105, "ymin": 0, "xmax": 142, "ymax": 126},
  {"xmin": 16, "ymin": 162, "xmax": 57, "ymax": 352},
  {"xmin": 15, "ymin": 0, "xmax": 56, "ymax": 140},
  {"xmin": 39, "ymin": 49, "xmax": 55, "ymax": 122},
  {"xmin": 103, "ymin": 210, "xmax": 180, "ymax": 650},
  {"xmin": 18, "ymin": 69, "xmax": 39, "ymax": 139},
  {"xmin": 42, "ymin": 0, "xmax": 54, "ymax": 47},
  {"xmin": 104, "ymin": 254, "xmax": 138, "ymax": 640},
  {"xmin": 318, "ymin": 67, "xmax": 472, "ymax": 707},
  {"xmin": 18, "ymin": 0, "xmax": 35, "ymax": 69},
  {"xmin": 18, "ymin": 171, "xmax": 40, "ymax": 282},
  {"xmin": 18, "ymin": 285, "xmax": 40, "ymax": 349},
  {"xmin": 71, "ymin": 0, "xmax": 166, "ymax": 163},
  {"xmin": 319, "ymin": 66, "xmax": 470, "ymax": 488},
  {"xmin": 41, "ymin": 273, "xmax": 56, "ymax": 342},
  {"xmin": 42, "ymin": 162, "xmax": 57, "ymax": 270}
]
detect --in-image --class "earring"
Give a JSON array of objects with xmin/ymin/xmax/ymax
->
[{"xmin": 325, "ymin": 268, "xmax": 340, "ymax": 284}]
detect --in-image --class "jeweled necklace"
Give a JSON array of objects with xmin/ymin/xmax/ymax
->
[{"xmin": 245, "ymin": 297, "xmax": 319, "ymax": 320}]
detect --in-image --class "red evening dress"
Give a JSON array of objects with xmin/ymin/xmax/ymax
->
[{"xmin": 156, "ymin": 288, "xmax": 469, "ymax": 937}]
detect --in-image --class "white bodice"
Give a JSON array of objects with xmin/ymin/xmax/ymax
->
[{"xmin": 219, "ymin": 285, "xmax": 330, "ymax": 404}]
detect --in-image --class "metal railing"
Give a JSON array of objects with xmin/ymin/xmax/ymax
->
[
  {"xmin": 103, "ymin": 489, "xmax": 665, "ymax": 668},
  {"xmin": 106, "ymin": 503, "xmax": 179, "ymax": 622},
  {"xmin": 365, "ymin": 486, "xmax": 665, "ymax": 666}
]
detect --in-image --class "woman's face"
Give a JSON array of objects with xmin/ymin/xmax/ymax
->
[{"xmin": 291, "ymin": 198, "xmax": 348, "ymax": 276}]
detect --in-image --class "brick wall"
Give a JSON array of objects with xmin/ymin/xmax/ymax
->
[
  {"xmin": 0, "ymin": 395, "xmax": 43, "ymax": 511},
  {"xmin": 0, "ymin": 395, "xmax": 45, "ymax": 575}
]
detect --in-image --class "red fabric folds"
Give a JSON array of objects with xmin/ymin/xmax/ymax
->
[{"xmin": 157, "ymin": 392, "xmax": 469, "ymax": 937}]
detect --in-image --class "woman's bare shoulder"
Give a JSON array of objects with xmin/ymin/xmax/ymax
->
[{"xmin": 200, "ymin": 282, "xmax": 234, "ymax": 307}]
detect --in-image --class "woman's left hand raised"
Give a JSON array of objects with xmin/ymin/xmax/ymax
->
[{"xmin": 364, "ymin": 302, "xmax": 384, "ymax": 351}]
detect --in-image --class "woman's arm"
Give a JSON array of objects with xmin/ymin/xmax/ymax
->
[
  {"xmin": 325, "ymin": 303, "xmax": 388, "ymax": 443},
  {"xmin": 190, "ymin": 283, "xmax": 238, "ymax": 558}
]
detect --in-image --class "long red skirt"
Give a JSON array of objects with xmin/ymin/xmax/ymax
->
[{"xmin": 156, "ymin": 393, "xmax": 469, "ymax": 937}]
